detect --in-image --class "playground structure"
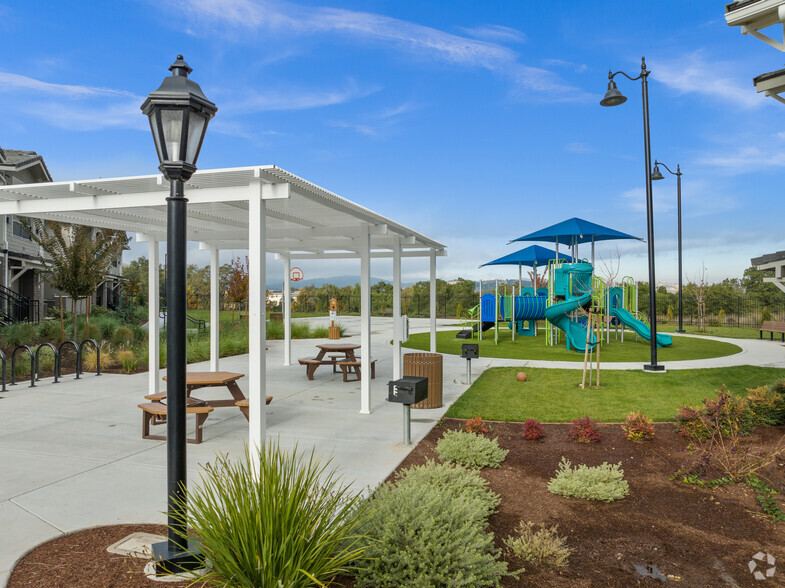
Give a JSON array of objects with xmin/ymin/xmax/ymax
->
[{"xmin": 465, "ymin": 254, "xmax": 673, "ymax": 353}]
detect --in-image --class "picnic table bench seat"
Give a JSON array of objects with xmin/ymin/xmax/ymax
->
[
  {"xmin": 235, "ymin": 397, "xmax": 273, "ymax": 421},
  {"xmin": 760, "ymin": 321, "xmax": 785, "ymax": 341},
  {"xmin": 336, "ymin": 358, "xmax": 377, "ymax": 382},
  {"xmin": 298, "ymin": 356, "xmax": 338, "ymax": 379},
  {"xmin": 138, "ymin": 402, "xmax": 214, "ymax": 444}
]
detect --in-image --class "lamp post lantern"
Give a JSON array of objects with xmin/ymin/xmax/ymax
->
[
  {"xmin": 652, "ymin": 161, "xmax": 685, "ymax": 334},
  {"xmin": 141, "ymin": 55, "xmax": 217, "ymax": 574},
  {"xmin": 601, "ymin": 56, "xmax": 664, "ymax": 372}
]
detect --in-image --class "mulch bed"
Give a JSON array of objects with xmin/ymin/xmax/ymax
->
[{"xmin": 7, "ymin": 421, "xmax": 785, "ymax": 587}]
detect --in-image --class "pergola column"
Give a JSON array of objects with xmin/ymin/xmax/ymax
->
[
  {"xmin": 248, "ymin": 184, "xmax": 267, "ymax": 448},
  {"xmin": 360, "ymin": 224, "xmax": 371, "ymax": 414},
  {"xmin": 283, "ymin": 255, "xmax": 291, "ymax": 366},
  {"xmin": 209, "ymin": 245, "xmax": 220, "ymax": 371},
  {"xmin": 147, "ymin": 240, "xmax": 160, "ymax": 395},
  {"xmin": 430, "ymin": 248, "xmax": 437, "ymax": 352},
  {"xmin": 392, "ymin": 235, "xmax": 402, "ymax": 380}
]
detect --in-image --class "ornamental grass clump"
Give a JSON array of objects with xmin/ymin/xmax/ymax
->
[
  {"xmin": 170, "ymin": 441, "xmax": 367, "ymax": 588},
  {"xmin": 503, "ymin": 521, "xmax": 571, "ymax": 569},
  {"xmin": 621, "ymin": 411, "xmax": 655, "ymax": 441},
  {"xmin": 548, "ymin": 457, "xmax": 629, "ymax": 502},
  {"xmin": 435, "ymin": 430, "xmax": 508, "ymax": 469},
  {"xmin": 354, "ymin": 461, "xmax": 510, "ymax": 587}
]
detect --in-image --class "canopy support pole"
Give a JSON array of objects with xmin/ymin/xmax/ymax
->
[
  {"xmin": 209, "ymin": 246, "xmax": 219, "ymax": 371},
  {"xmin": 147, "ymin": 240, "xmax": 160, "ymax": 396},
  {"xmin": 393, "ymin": 235, "xmax": 402, "ymax": 380},
  {"xmin": 430, "ymin": 249, "xmax": 437, "ymax": 352},
  {"xmin": 360, "ymin": 225, "xmax": 372, "ymax": 414},
  {"xmin": 283, "ymin": 255, "xmax": 291, "ymax": 366},
  {"xmin": 248, "ymin": 185, "xmax": 267, "ymax": 450}
]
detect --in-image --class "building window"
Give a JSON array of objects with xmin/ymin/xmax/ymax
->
[{"xmin": 12, "ymin": 219, "xmax": 31, "ymax": 240}]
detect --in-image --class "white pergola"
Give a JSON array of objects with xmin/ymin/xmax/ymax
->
[{"xmin": 0, "ymin": 165, "xmax": 446, "ymax": 447}]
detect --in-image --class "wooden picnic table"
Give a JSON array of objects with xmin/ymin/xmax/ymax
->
[
  {"xmin": 299, "ymin": 343, "xmax": 360, "ymax": 380},
  {"xmin": 163, "ymin": 371, "xmax": 246, "ymax": 408}
]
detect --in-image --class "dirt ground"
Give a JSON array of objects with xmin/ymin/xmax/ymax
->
[{"xmin": 7, "ymin": 420, "xmax": 785, "ymax": 587}]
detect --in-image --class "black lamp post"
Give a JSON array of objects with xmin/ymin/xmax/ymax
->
[
  {"xmin": 141, "ymin": 55, "xmax": 217, "ymax": 574},
  {"xmin": 651, "ymin": 161, "xmax": 685, "ymax": 334},
  {"xmin": 601, "ymin": 56, "xmax": 664, "ymax": 372}
]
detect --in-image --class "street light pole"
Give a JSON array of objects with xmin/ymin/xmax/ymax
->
[
  {"xmin": 652, "ymin": 161, "xmax": 685, "ymax": 333},
  {"xmin": 601, "ymin": 56, "xmax": 664, "ymax": 372},
  {"xmin": 141, "ymin": 55, "xmax": 217, "ymax": 574}
]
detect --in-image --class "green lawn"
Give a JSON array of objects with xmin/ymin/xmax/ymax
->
[
  {"xmin": 403, "ymin": 328, "xmax": 740, "ymax": 362},
  {"xmin": 658, "ymin": 323, "xmax": 763, "ymax": 340},
  {"xmin": 445, "ymin": 366, "xmax": 785, "ymax": 422}
]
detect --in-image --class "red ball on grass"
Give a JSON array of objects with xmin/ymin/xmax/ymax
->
[{"xmin": 516, "ymin": 372, "xmax": 527, "ymax": 382}]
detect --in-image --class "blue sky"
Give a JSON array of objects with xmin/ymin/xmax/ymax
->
[{"xmin": 2, "ymin": 0, "xmax": 782, "ymax": 286}]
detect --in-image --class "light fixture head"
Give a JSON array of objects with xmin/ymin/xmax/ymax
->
[
  {"xmin": 600, "ymin": 78, "xmax": 627, "ymax": 107},
  {"xmin": 651, "ymin": 164, "xmax": 665, "ymax": 181}
]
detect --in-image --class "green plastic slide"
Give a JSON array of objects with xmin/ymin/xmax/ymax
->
[
  {"xmin": 609, "ymin": 307, "xmax": 673, "ymax": 347},
  {"xmin": 544, "ymin": 292, "xmax": 597, "ymax": 352}
]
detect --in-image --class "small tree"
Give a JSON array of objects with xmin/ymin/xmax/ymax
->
[
  {"xmin": 528, "ymin": 267, "xmax": 548, "ymax": 290},
  {"xmin": 687, "ymin": 265, "xmax": 708, "ymax": 333},
  {"xmin": 598, "ymin": 245, "xmax": 622, "ymax": 288},
  {"xmin": 22, "ymin": 219, "xmax": 128, "ymax": 340},
  {"xmin": 226, "ymin": 256, "xmax": 249, "ymax": 325}
]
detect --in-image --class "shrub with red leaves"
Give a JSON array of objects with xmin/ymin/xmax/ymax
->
[
  {"xmin": 568, "ymin": 416, "xmax": 602, "ymax": 443},
  {"xmin": 464, "ymin": 416, "xmax": 489, "ymax": 434},
  {"xmin": 521, "ymin": 418, "xmax": 545, "ymax": 440}
]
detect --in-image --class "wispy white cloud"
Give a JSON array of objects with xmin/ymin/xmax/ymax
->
[
  {"xmin": 221, "ymin": 79, "xmax": 380, "ymax": 114},
  {"xmin": 544, "ymin": 58, "xmax": 588, "ymax": 74},
  {"xmin": 160, "ymin": 0, "xmax": 586, "ymax": 101},
  {"xmin": 565, "ymin": 142, "xmax": 594, "ymax": 154},
  {"xmin": 0, "ymin": 72, "xmax": 136, "ymax": 98},
  {"xmin": 655, "ymin": 50, "xmax": 764, "ymax": 109},
  {"xmin": 328, "ymin": 120, "xmax": 378, "ymax": 137},
  {"xmin": 458, "ymin": 24, "xmax": 526, "ymax": 44},
  {"xmin": 696, "ymin": 145, "xmax": 785, "ymax": 172},
  {"xmin": 620, "ymin": 185, "xmax": 676, "ymax": 214}
]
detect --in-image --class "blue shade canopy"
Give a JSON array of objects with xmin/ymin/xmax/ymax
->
[
  {"xmin": 480, "ymin": 245, "xmax": 572, "ymax": 268},
  {"xmin": 510, "ymin": 217, "xmax": 642, "ymax": 245}
]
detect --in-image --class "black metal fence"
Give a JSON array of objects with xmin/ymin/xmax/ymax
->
[{"xmin": 646, "ymin": 293, "xmax": 785, "ymax": 328}]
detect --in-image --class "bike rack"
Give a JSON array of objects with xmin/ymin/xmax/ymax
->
[
  {"xmin": 57, "ymin": 341, "xmax": 80, "ymax": 380},
  {"xmin": 35, "ymin": 343, "xmax": 59, "ymax": 384},
  {"xmin": 0, "ymin": 349, "xmax": 6, "ymax": 391},
  {"xmin": 11, "ymin": 345, "xmax": 35, "ymax": 387},
  {"xmin": 78, "ymin": 339, "xmax": 101, "ymax": 376}
]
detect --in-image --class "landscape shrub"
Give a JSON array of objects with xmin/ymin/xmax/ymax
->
[
  {"xmin": 0, "ymin": 322, "xmax": 38, "ymax": 348},
  {"xmin": 503, "ymin": 521, "xmax": 571, "ymax": 569},
  {"xmin": 746, "ymin": 385, "xmax": 785, "ymax": 426},
  {"xmin": 567, "ymin": 416, "xmax": 602, "ymax": 443},
  {"xmin": 290, "ymin": 321, "xmax": 312, "ymax": 339},
  {"xmin": 37, "ymin": 320, "xmax": 62, "ymax": 341},
  {"xmin": 465, "ymin": 416, "xmax": 489, "ymax": 434},
  {"xmin": 675, "ymin": 388, "xmax": 754, "ymax": 440},
  {"xmin": 435, "ymin": 430, "xmax": 508, "ymax": 469},
  {"xmin": 522, "ymin": 418, "xmax": 545, "ymax": 440},
  {"xmin": 677, "ymin": 411, "xmax": 785, "ymax": 483},
  {"xmin": 112, "ymin": 326, "xmax": 134, "ymax": 348},
  {"xmin": 172, "ymin": 441, "xmax": 367, "ymax": 587},
  {"xmin": 91, "ymin": 315, "xmax": 121, "ymax": 341},
  {"xmin": 547, "ymin": 457, "xmax": 629, "ymax": 502},
  {"xmin": 393, "ymin": 460, "xmax": 501, "ymax": 520},
  {"xmin": 621, "ymin": 411, "xmax": 655, "ymax": 441},
  {"xmin": 116, "ymin": 349, "xmax": 136, "ymax": 374},
  {"xmin": 82, "ymin": 350, "xmax": 99, "ymax": 372},
  {"xmin": 354, "ymin": 472, "xmax": 508, "ymax": 587}
]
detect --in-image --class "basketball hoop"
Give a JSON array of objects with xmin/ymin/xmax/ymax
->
[{"xmin": 290, "ymin": 267, "xmax": 303, "ymax": 282}]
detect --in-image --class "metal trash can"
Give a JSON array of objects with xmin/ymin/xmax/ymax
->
[{"xmin": 403, "ymin": 352, "xmax": 443, "ymax": 409}]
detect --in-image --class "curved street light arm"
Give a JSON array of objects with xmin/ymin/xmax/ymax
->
[
  {"xmin": 654, "ymin": 160, "xmax": 680, "ymax": 176},
  {"xmin": 608, "ymin": 57, "xmax": 650, "ymax": 83}
]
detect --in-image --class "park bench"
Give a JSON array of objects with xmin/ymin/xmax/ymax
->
[
  {"xmin": 235, "ymin": 397, "xmax": 273, "ymax": 421},
  {"xmin": 298, "ymin": 356, "xmax": 338, "ymax": 379},
  {"xmin": 760, "ymin": 320, "xmax": 785, "ymax": 341},
  {"xmin": 336, "ymin": 358, "xmax": 377, "ymax": 382},
  {"xmin": 138, "ymin": 402, "xmax": 214, "ymax": 444}
]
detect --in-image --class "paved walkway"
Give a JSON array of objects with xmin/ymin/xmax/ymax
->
[{"xmin": 0, "ymin": 318, "xmax": 782, "ymax": 586}]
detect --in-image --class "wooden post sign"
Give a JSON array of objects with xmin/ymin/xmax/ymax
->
[{"xmin": 328, "ymin": 298, "xmax": 340, "ymax": 339}]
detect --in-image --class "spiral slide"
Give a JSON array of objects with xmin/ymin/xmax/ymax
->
[
  {"xmin": 609, "ymin": 307, "xmax": 673, "ymax": 347},
  {"xmin": 544, "ymin": 292, "xmax": 597, "ymax": 352}
]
